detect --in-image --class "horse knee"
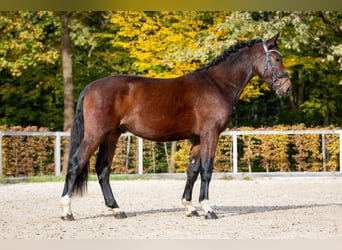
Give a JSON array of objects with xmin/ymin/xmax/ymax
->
[
  {"xmin": 200, "ymin": 170, "xmax": 212, "ymax": 183},
  {"xmin": 200, "ymin": 158, "xmax": 214, "ymax": 180}
]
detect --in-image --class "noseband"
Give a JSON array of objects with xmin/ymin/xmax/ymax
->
[{"xmin": 262, "ymin": 41, "xmax": 289, "ymax": 90}]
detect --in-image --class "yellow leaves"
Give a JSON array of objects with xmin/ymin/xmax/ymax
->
[
  {"xmin": 174, "ymin": 140, "xmax": 192, "ymax": 173},
  {"xmin": 8, "ymin": 40, "xmax": 18, "ymax": 50},
  {"xmin": 239, "ymin": 77, "xmax": 269, "ymax": 101},
  {"xmin": 109, "ymin": 11, "xmax": 222, "ymax": 78},
  {"xmin": 325, "ymin": 134, "xmax": 340, "ymax": 171},
  {"xmin": 283, "ymin": 56, "xmax": 297, "ymax": 69},
  {"xmin": 111, "ymin": 11, "xmax": 159, "ymax": 39},
  {"xmin": 140, "ymin": 22, "xmax": 159, "ymax": 34}
]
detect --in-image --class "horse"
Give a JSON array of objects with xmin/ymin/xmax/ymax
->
[{"xmin": 60, "ymin": 33, "xmax": 291, "ymax": 220}]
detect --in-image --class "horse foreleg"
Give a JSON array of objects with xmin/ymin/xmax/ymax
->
[
  {"xmin": 181, "ymin": 142, "xmax": 201, "ymax": 217},
  {"xmin": 96, "ymin": 134, "xmax": 127, "ymax": 219},
  {"xmin": 198, "ymin": 133, "xmax": 219, "ymax": 219}
]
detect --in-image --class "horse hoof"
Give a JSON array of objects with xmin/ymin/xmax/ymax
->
[
  {"xmin": 114, "ymin": 211, "xmax": 127, "ymax": 219},
  {"xmin": 187, "ymin": 210, "xmax": 200, "ymax": 217},
  {"xmin": 205, "ymin": 211, "xmax": 218, "ymax": 220},
  {"xmin": 61, "ymin": 214, "xmax": 75, "ymax": 221}
]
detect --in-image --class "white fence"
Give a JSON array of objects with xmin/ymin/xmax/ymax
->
[{"xmin": 0, "ymin": 129, "xmax": 341, "ymax": 178}]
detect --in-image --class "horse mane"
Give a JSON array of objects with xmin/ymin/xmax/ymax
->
[{"xmin": 196, "ymin": 38, "xmax": 263, "ymax": 71}]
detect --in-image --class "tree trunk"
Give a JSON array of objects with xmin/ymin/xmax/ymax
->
[
  {"xmin": 296, "ymin": 70, "xmax": 305, "ymax": 112},
  {"xmin": 151, "ymin": 142, "xmax": 156, "ymax": 173},
  {"xmin": 322, "ymin": 86, "xmax": 329, "ymax": 127},
  {"xmin": 61, "ymin": 12, "xmax": 74, "ymax": 175},
  {"xmin": 247, "ymin": 138, "xmax": 252, "ymax": 173},
  {"xmin": 168, "ymin": 141, "xmax": 177, "ymax": 173},
  {"xmin": 164, "ymin": 142, "xmax": 170, "ymax": 167}
]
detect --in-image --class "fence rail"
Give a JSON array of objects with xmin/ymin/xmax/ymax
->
[
  {"xmin": 220, "ymin": 129, "xmax": 342, "ymax": 174},
  {"xmin": 0, "ymin": 129, "xmax": 341, "ymax": 178}
]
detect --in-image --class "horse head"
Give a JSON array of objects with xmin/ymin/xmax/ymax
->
[{"xmin": 255, "ymin": 33, "xmax": 292, "ymax": 97}]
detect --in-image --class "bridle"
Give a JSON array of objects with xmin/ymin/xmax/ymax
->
[{"xmin": 262, "ymin": 40, "xmax": 289, "ymax": 91}]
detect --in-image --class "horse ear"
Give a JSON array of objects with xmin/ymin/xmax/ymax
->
[{"xmin": 267, "ymin": 32, "xmax": 280, "ymax": 48}]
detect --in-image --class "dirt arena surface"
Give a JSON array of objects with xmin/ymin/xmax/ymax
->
[{"xmin": 1, "ymin": 177, "xmax": 342, "ymax": 239}]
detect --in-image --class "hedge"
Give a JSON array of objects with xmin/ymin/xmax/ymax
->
[{"xmin": 0, "ymin": 124, "xmax": 340, "ymax": 177}]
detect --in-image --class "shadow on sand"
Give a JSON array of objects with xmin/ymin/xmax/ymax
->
[{"xmin": 78, "ymin": 203, "xmax": 342, "ymax": 220}]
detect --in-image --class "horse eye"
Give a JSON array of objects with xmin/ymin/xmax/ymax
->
[{"xmin": 275, "ymin": 57, "xmax": 281, "ymax": 62}]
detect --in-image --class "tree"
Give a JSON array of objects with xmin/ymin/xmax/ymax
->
[
  {"xmin": 279, "ymin": 11, "xmax": 342, "ymax": 126},
  {"xmin": 61, "ymin": 12, "xmax": 74, "ymax": 132},
  {"xmin": 0, "ymin": 11, "xmax": 62, "ymax": 129},
  {"xmin": 0, "ymin": 11, "xmax": 341, "ymax": 130}
]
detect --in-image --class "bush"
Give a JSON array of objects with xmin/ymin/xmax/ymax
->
[{"xmin": 1, "ymin": 126, "xmax": 54, "ymax": 177}]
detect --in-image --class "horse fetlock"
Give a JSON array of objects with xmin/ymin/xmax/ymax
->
[
  {"xmin": 200, "ymin": 199, "xmax": 212, "ymax": 212},
  {"xmin": 200, "ymin": 199, "xmax": 218, "ymax": 219},
  {"xmin": 182, "ymin": 199, "xmax": 199, "ymax": 217},
  {"xmin": 109, "ymin": 208, "xmax": 127, "ymax": 219},
  {"xmin": 61, "ymin": 195, "xmax": 74, "ymax": 221}
]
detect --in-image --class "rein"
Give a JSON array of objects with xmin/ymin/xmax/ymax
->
[{"xmin": 262, "ymin": 40, "xmax": 289, "ymax": 90}]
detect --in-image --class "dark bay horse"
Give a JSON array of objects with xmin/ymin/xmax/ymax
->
[{"xmin": 61, "ymin": 33, "xmax": 291, "ymax": 220}]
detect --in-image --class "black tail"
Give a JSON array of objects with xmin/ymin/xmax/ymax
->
[{"xmin": 67, "ymin": 85, "xmax": 90, "ymax": 196}]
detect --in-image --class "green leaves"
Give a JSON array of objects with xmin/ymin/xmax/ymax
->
[{"xmin": 0, "ymin": 12, "xmax": 60, "ymax": 77}]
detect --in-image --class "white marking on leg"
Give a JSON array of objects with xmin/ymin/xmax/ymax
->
[
  {"xmin": 182, "ymin": 198, "xmax": 197, "ymax": 216},
  {"xmin": 200, "ymin": 199, "xmax": 213, "ymax": 213},
  {"xmin": 61, "ymin": 195, "xmax": 72, "ymax": 217},
  {"xmin": 109, "ymin": 208, "xmax": 123, "ymax": 216}
]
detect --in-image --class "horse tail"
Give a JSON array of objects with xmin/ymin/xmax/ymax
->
[{"xmin": 67, "ymin": 85, "xmax": 90, "ymax": 196}]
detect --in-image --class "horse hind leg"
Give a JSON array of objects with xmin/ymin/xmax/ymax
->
[
  {"xmin": 95, "ymin": 132, "xmax": 127, "ymax": 219},
  {"xmin": 61, "ymin": 194, "xmax": 74, "ymax": 221},
  {"xmin": 60, "ymin": 134, "xmax": 106, "ymax": 221}
]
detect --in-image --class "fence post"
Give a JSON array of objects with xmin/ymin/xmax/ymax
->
[
  {"xmin": 55, "ymin": 132, "xmax": 61, "ymax": 177},
  {"xmin": 138, "ymin": 137, "xmax": 143, "ymax": 175},
  {"xmin": 0, "ymin": 132, "xmax": 3, "ymax": 178},
  {"xmin": 322, "ymin": 133, "xmax": 326, "ymax": 172},
  {"xmin": 232, "ymin": 132, "xmax": 238, "ymax": 174}
]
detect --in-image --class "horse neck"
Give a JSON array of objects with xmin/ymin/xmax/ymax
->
[{"xmin": 203, "ymin": 49, "xmax": 258, "ymax": 104}]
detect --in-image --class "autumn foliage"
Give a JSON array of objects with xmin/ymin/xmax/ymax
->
[
  {"xmin": 0, "ymin": 126, "xmax": 55, "ymax": 177},
  {"xmin": 1, "ymin": 11, "xmax": 341, "ymax": 130}
]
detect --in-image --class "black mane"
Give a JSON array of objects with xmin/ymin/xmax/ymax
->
[{"xmin": 196, "ymin": 38, "xmax": 262, "ymax": 71}]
